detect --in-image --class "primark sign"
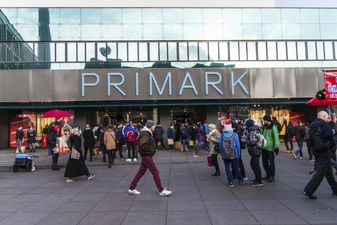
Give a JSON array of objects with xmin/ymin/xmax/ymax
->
[{"xmin": 80, "ymin": 69, "xmax": 250, "ymax": 100}]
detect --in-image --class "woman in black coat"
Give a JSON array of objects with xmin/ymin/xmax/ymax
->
[{"xmin": 64, "ymin": 127, "xmax": 95, "ymax": 183}]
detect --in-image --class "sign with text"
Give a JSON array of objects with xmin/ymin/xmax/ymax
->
[{"xmin": 324, "ymin": 70, "xmax": 337, "ymax": 100}]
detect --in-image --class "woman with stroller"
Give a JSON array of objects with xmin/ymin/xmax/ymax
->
[{"xmin": 64, "ymin": 126, "xmax": 95, "ymax": 183}]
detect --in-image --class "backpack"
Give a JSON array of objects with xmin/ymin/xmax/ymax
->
[
  {"xmin": 257, "ymin": 133, "xmax": 267, "ymax": 149},
  {"xmin": 220, "ymin": 133, "xmax": 236, "ymax": 160},
  {"xmin": 309, "ymin": 126, "xmax": 330, "ymax": 153},
  {"xmin": 246, "ymin": 130, "xmax": 259, "ymax": 146},
  {"xmin": 126, "ymin": 131, "xmax": 135, "ymax": 143}
]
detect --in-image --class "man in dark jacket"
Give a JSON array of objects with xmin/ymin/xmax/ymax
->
[
  {"xmin": 82, "ymin": 124, "xmax": 95, "ymax": 162},
  {"xmin": 167, "ymin": 123, "xmax": 176, "ymax": 150},
  {"xmin": 128, "ymin": 120, "xmax": 172, "ymax": 196},
  {"xmin": 304, "ymin": 111, "xmax": 337, "ymax": 199},
  {"xmin": 154, "ymin": 123, "xmax": 165, "ymax": 149},
  {"xmin": 47, "ymin": 126, "xmax": 59, "ymax": 170},
  {"xmin": 114, "ymin": 123, "xmax": 124, "ymax": 160},
  {"xmin": 27, "ymin": 126, "xmax": 37, "ymax": 152},
  {"xmin": 16, "ymin": 126, "xmax": 24, "ymax": 153},
  {"xmin": 293, "ymin": 122, "xmax": 306, "ymax": 159},
  {"xmin": 180, "ymin": 123, "xmax": 190, "ymax": 152}
]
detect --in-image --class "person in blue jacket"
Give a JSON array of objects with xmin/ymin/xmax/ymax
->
[
  {"xmin": 220, "ymin": 121, "xmax": 245, "ymax": 187},
  {"xmin": 123, "ymin": 122, "xmax": 139, "ymax": 161}
]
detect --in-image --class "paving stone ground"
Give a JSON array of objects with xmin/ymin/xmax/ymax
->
[{"xmin": 0, "ymin": 145, "xmax": 337, "ymax": 225}]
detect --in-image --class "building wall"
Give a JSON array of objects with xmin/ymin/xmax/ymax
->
[{"xmin": 0, "ymin": 111, "xmax": 9, "ymax": 149}]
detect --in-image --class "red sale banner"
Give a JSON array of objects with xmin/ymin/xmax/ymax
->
[{"xmin": 324, "ymin": 70, "xmax": 337, "ymax": 100}]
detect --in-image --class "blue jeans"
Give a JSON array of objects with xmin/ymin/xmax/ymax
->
[
  {"xmin": 195, "ymin": 140, "xmax": 206, "ymax": 155},
  {"xmin": 295, "ymin": 139, "xmax": 303, "ymax": 157},
  {"xmin": 181, "ymin": 138, "xmax": 189, "ymax": 151},
  {"xmin": 16, "ymin": 139, "xmax": 22, "ymax": 153},
  {"xmin": 223, "ymin": 158, "xmax": 242, "ymax": 183}
]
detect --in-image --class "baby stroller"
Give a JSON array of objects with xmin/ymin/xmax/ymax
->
[{"xmin": 13, "ymin": 154, "xmax": 37, "ymax": 172}]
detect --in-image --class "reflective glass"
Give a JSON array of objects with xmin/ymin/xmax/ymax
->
[
  {"xmin": 122, "ymin": 24, "xmax": 142, "ymax": 40},
  {"xmin": 16, "ymin": 24, "xmax": 38, "ymax": 40},
  {"xmin": 203, "ymin": 9, "xmax": 222, "ymax": 24},
  {"xmin": 59, "ymin": 25, "xmax": 80, "ymax": 40},
  {"xmin": 203, "ymin": 24, "xmax": 223, "ymax": 40},
  {"xmin": 50, "ymin": 25, "xmax": 60, "ymax": 40},
  {"xmin": 2, "ymin": 8, "xmax": 18, "ymax": 24},
  {"xmin": 143, "ymin": 9, "xmax": 162, "ymax": 24},
  {"xmin": 320, "ymin": 24, "xmax": 337, "ymax": 39},
  {"xmin": 262, "ymin": 24, "xmax": 282, "ymax": 39},
  {"xmin": 223, "ymin": 24, "xmax": 243, "ymax": 39},
  {"xmin": 182, "ymin": 9, "xmax": 202, "ymax": 24},
  {"xmin": 281, "ymin": 9, "xmax": 300, "ymax": 24},
  {"xmin": 301, "ymin": 24, "xmax": 320, "ymax": 39},
  {"xmin": 183, "ymin": 24, "xmax": 203, "ymax": 40},
  {"xmin": 222, "ymin": 9, "xmax": 242, "ymax": 23},
  {"xmin": 163, "ymin": 24, "xmax": 183, "ymax": 40},
  {"xmin": 262, "ymin": 9, "xmax": 281, "ymax": 24},
  {"xmin": 102, "ymin": 9, "xmax": 122, "ymax": 24},
  {"xmin": 300, "ymin": 9, "xmax": 319, "ymax": 23},
  {"xmin": 143, "ymin": 24, "xmax": 163, "ymax": 40},
  {"xmin": 81, "ymin": 25, "xmax": 101, "ymax": 40},
  {"xmin": 101, "ymin": 25, "xmax": 122, "ymax": 40},
  {"xmin": 281, "ymin": 24, "xmax": 301, "ymax": 39},
  {"xmin": 242, "ymin": 9, "xmax": 261, "ymax": 23},
  {"xmin": 81, "ymin": 9, "xmax": 101, "ymax": 24},
  {"xmin": 18, "ymin": 8, "xmax": 38, "ymax": 24},
  {"xmin": 243, "ymin": 24, "xmax": 262, "ymax": 39},
  {"xmin": 122, "ymin": 9, "xmax": 142, "ymax": 24},
  {"xmin": 60, "ymin": 9, "xmax": 80, "ymax": 24},
  {"xmin": 163, "ymin": 9, "xmax": 182, "ymax": 24},
  {"xmin": 49, "ymin": 9, "xmax": 60, "ymax": 24},
  {"xmin": 320, "ymin": 9, "xmax": 337, "ymax": 24}
]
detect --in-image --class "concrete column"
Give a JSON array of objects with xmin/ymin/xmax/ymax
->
[
  {"xmin": 153, "ymin": 107, "xmax": 158, "ymax": 124},
  {"xmin": 158, "ymin": 106, "xmax": 171, "ymax": 143}
]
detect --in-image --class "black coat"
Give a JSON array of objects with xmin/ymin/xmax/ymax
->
[
  {"xmin": 82, "ymin": 129, "xmax": 95, "ymax": 148},
  {"xmin": 167, "ymin": 127, "xmax": 176, "ymax": 139},
  {"xmin": 47, "ymin": 131, "xmax": 57, "ymax": 148},
  {"xmin": 294, "ymin": 125, "xmax": 305, "ymax": 140},
  {"xmin": 16, "ymin": 129, "xmax": 24, "ymax": 140},
  {"xmin": 154, "ymin": 126, "xmax": 164, "ymax": 140},
  {"xmin": 27, "ymin": 129, "xmax": 36, "ymax": 143},
  {"xmin": 114, "ymin": 127, "xmax": 124, "ymax": 143}
]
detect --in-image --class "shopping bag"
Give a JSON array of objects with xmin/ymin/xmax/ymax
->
[
  {"xmin": 167, "ymin": 138, "xmax": 174, "ymax": 145},
  {"xmin": 207, "ymin": 155, "xmax": 213, "ymax": 167},
  {"xmin": 71, "ymin": 147, "xmax": 80, "ymax": 160},
  {"xmin": 189, "ymin": 140, "xmax": 195, "ymax": 147},
  {"xmin": 174, "ymin": 141, "xmax": 181, "ymax": 150}
]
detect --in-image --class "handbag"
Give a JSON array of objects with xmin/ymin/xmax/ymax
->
[
  {"xmin": 168, "ymin": 138, "xmax": 174, "ymax": 145},
  {"xmin": 71, "ymin": 147, "xmax": 80, "ymax": 160},
  {"xmin": 207, "ymin": 155, "xmax": 213, "ymax": 167}
]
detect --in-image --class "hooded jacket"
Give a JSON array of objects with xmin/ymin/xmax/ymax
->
[
  {"xmin": 220, "ymin": 130, "xmax": 241, "ymax": 159},
  {"xmin": 309, "ymin": 118, "xmax": 334, "ymax": 158},
  {"xmin": 262, "ymin": 124, "xmax": 280, "ymax": 152},
  {"xmin": 138, "ymin": 126, "xmax": 156, "ymax": 157}
]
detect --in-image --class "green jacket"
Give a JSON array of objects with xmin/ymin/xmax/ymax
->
[
  {"xmin": 138, "ymin": 128, "xmax": 156, "ymax": 157},
  {"xmin": 262, "ymin": 125, "xmax": 280, "ymax": 152}
]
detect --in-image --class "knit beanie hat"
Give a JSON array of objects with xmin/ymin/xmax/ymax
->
[
  {"xmin": 245, "ymin": 119, "xmax": 255, "ymax": 128},
  {"xmin": 263, "ymin": 115, "xmax": 272, "ymax": 122},
  {"xmin": 223, "ymin": 121, "xmax": 233, "ymax": 131},
  {"xmin": 145, "ymin": 120, "xmax": 155, "ymax": 128}
]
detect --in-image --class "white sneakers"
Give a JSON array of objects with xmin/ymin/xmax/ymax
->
[
  {"xmin": 133, "ymin": 158, "xmax": 138, "ymax": 162},
  {"xmin": 128, "ymin": 189, "xmax": 141, "ymax": 195},
  {"xmin": 87, "ymin": 174, "xmax": 96, "ymax": 180},
  {"xmin": 159, "ymin": 188, "xmax": 172, "ymax": 196},
  {"xmin": 65, "ymin": 178, "xmax": 74, "ymax": 183},
  {"xmin": 126, "ymin": 159, "xmax": 132, "ymax": 162}
]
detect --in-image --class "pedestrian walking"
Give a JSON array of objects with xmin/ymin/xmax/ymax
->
[
  {"xmin": 16, "ymin": 126, "xmax": 24, "ymax": 153},
  {"xmin": 123, "ymin": 122, "xmax": 139, "ymax": 161},
  {"xmin": 82, "ymin": 124, "xmax": 95, "ymax": 162},
  {"xmin": 114, "ymin": 123, "xmax": 125, "ymax": 160},
  {"xmin": 293, "ymin": 121, "xmax": 306, "ymax": 159},
  {"xmin": 193, "ymin": 122, "xmax": 207, "ymax": 157},
  {"xmin": 180, "ymin": 123, "xmax": 190, "ymax": 152},
  {"xmin": 128, "ymin": 120, "xmax": 172, "ymax": 196},
  {"xmin": 209, "ymin": 123, "xmax": 221, "ymax": 176},
  {"xmin": 167, "ymin": 123, "xmax": 176, "ymax": 150},
  {"xmin": 27, "ymin": 126, "xmax": 37, "ymax": 152},
  {"xmin": 154, "ymin": 123, "xmax": 165, "ymax": 149},
  {"xmin": 47, "ymin": 125, "xmax": 59, "ymax": 170},
  {"xmin": 284, "ymin": 121, "xmax": 294, "ymax": 153},
  {"xmin": 261, "ymin": 115, "xmax": 280, "ymax": 183},
  {"xmin": 304, "ymin": 111, "xmax": 337, "ymax": 199},
  {"xmin": 304, "ymin": 122, "xmax": 314, "ymax": 160},
  {"xmin": 64, "ymin": 127, "xmax": 95, "ymax": 183},
  {"xmin": 104, "ymin": 125, "xmax": 116, "ymax": 168}
]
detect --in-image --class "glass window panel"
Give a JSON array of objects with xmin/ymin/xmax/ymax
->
[
  {"xmin": 168, "ymin": 42, "xmax": 177, "ymax": 61},
  {"xmin": 297, "ymin": 42, "xmax": 306, "ymax": 60},
  {"xmin": 18, "ymin": 8, "xmax": 38, "ymax": 24},
  {"xmin": 2, "ymin": 8, "xmax": 18, "ymax": 24},
  {"xmin": 316, "ymin": 42, "xmax": 324, "ymax": 60},
  {"xmin": 320, "ymin": 24, "xmax": 337, "ymax": 39},
  {"xmin": 16, "ymin": 24, "xmax": 38, "ymax": 40},
  {"xmin": 203, "ymin": 9, "xmax": 222, "ymax": 24},
  {"xmin": 50, "ymin": 25, "xmax": 60, "ymax": 40},
  {"xmin": 223, "ymin": 9, "xmax": 242, "ymax": 24},
  {"xmin": 50, "ymin": 43, "xmax": 55, "ymax": 62},
  {"xmin": 209, "ymin": 42, "xmax": 219, "ymax": 60},
  {"xmin": 150, "ymin": 42, "xmax": 159, "ymax": 61},
  {"xmin": 300, "ymin": 9, "xmax": 319, "ymax": 23},
  {"xmin": 101, "ymin": 25, "xmax": 122, "ymax": 40},
  {"xmin": 77, "ymin": 42, "xmax": 85, "ymax": 61},
  {"xmin": 262, "ymin": 9, "xmax": 281, "ymax": 24},
  {"xmin": 159, "ymin": 42, "xmax": 167, "ymax": 61},
  {"xmin": 281, "ymin": 9, "xmax": 300, "ymax": 24},
  {"xmin": 96, "ymin": 42, "xmax": 107, "ymax": 61},
  {"xmin": 324, "ymin": 42, "xmax": 334, "ymax": 60},
  {"xmin": 59, "ymin": 25, "xmax": 80, "ymax": 40},
  {"xmin": 183, "ymin": 24, "xmax": 203, "ymax": 40},
  {"xmin": 128, "ymin": 42, "xmax": 138, "ymax": 61},
  {"xmin": 335, "ymin": 42, "xmax": 337, "ymax": 60},
  {"xmin": 143, "ymin": 9, "xmax": 162, "ymax": 24},
  {"xmin": 122, "ymin": 25, "xmax": 142, "ymax": 40},
  {"xmin": 81, "ymin": 9, "xmax": 101, "ymax": 24},
  {"xmin": 239, "ymin": 42, "xmax": 247, "ymax": 60},
  {"xmin": 67, "ymin": 43, "xmax": 77, "ymax": 62},
  {"xmin": 122, "ymin": 9, "xmax": 142, "ymax": 24},
  {"xmin": 287, "ymin": 42, "xmax": 297, "ymax": 60},
  {"xmin": 219, "ymin": 42, "xmax": 229, "ymax": 60},
  {"xmin": 139, "ymin": 43, "xmax": 148, "ymax": 61},
  {"xmin": 242, "ymin": 9, "xmax": 261, "ymax": 24},
  {"xmin": 247, "ymin": 42, "xmax": 257, "ymax": 60},
  {"xmin": 81, "ymin": 25, "xmax": 101, "ymax": 40},
  {"xmin": 257, "ymin": 42, "xmax": 267, "ymax": 60},
  {"xmin": 56, "ymin": 43, "xmax": 65, "ymax": 62},
  {"xmin": 188, "ymin": 42, "xmax": 198, "ymax": 61},
  {"xmin": 182, "ymin": 9, "xmax": 202, "ymax": 24},
  {"xmin": 223, "ymin": 24, "xmax": 243, "ymax": 40},
  {"xmin": 85, "ymin": 42, "xmax": 96, "ymax": 61},
  {"xmin": 229, "ymin": 42, "xmax": 239, "ymax": 61},
  {"xmin": 307, "ymin": 42, "xmax": 317, "ymax": 60},
  {"xmin": 143, "ymin": 24, "xmax": 163, "ymax": 40},
  {"xmin": 282, "ymin": 24, "xmax": 301, "ymax": 39},
  {"xmin": 106, "ymin": 42, "xmax": 117, "ymax": 60},
  {"xmin": 267, "ymin": 42, "xmax": 277, "ymax": 60},
  {"xmin": 198, "ymin": 42, "xmax": 208, "ymax": 61},
  {"xmin": 49, "ymin": 9, "xmax": 59, "ymax": 25},
  {"xmin": 277, "ymin": 42, "xmax": 287, "ymax": 60},
  {"xmin": 60, "ymin": 9, "xmax": 80, "ymax": 24},
  {"xmin": 262, "ymin": 24, "xmax": 282, "ymax": 40},
  {"xmin": 319, "ymin": 9, "xmax": 337, "ymax": 24},
  {"xmin": 301, "ymin": 24, "xmax": 320, "ymax": 39},
  {"xmin": 102, "ymin": 9, "xmax": 122, "ymax": 24},
  {"xmin": 117, "ymin": 42, "xmax": 127, "ymax": 61},
  {"xmin": 163, "ymin": 24, "xmax": 183, "ymax": 40},
  {"xmin": 163, "ymin": 9, "xmax": 182, "ymax": 24},
  {"xmin": 243, "ymin": 24, "xmax": 262, "ymax": 39},
  {"xmin": 203, "ymin": 24, "xmax": 223, "ymax": 40}
]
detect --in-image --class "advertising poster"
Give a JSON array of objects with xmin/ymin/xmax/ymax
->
[
  {"xmin": 324, "ymin": 70, "xmax": 337, "ymax": 100},
  {"xmin": 10, "ymin": 115, "xmax": 36, "ymax": 148}
]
